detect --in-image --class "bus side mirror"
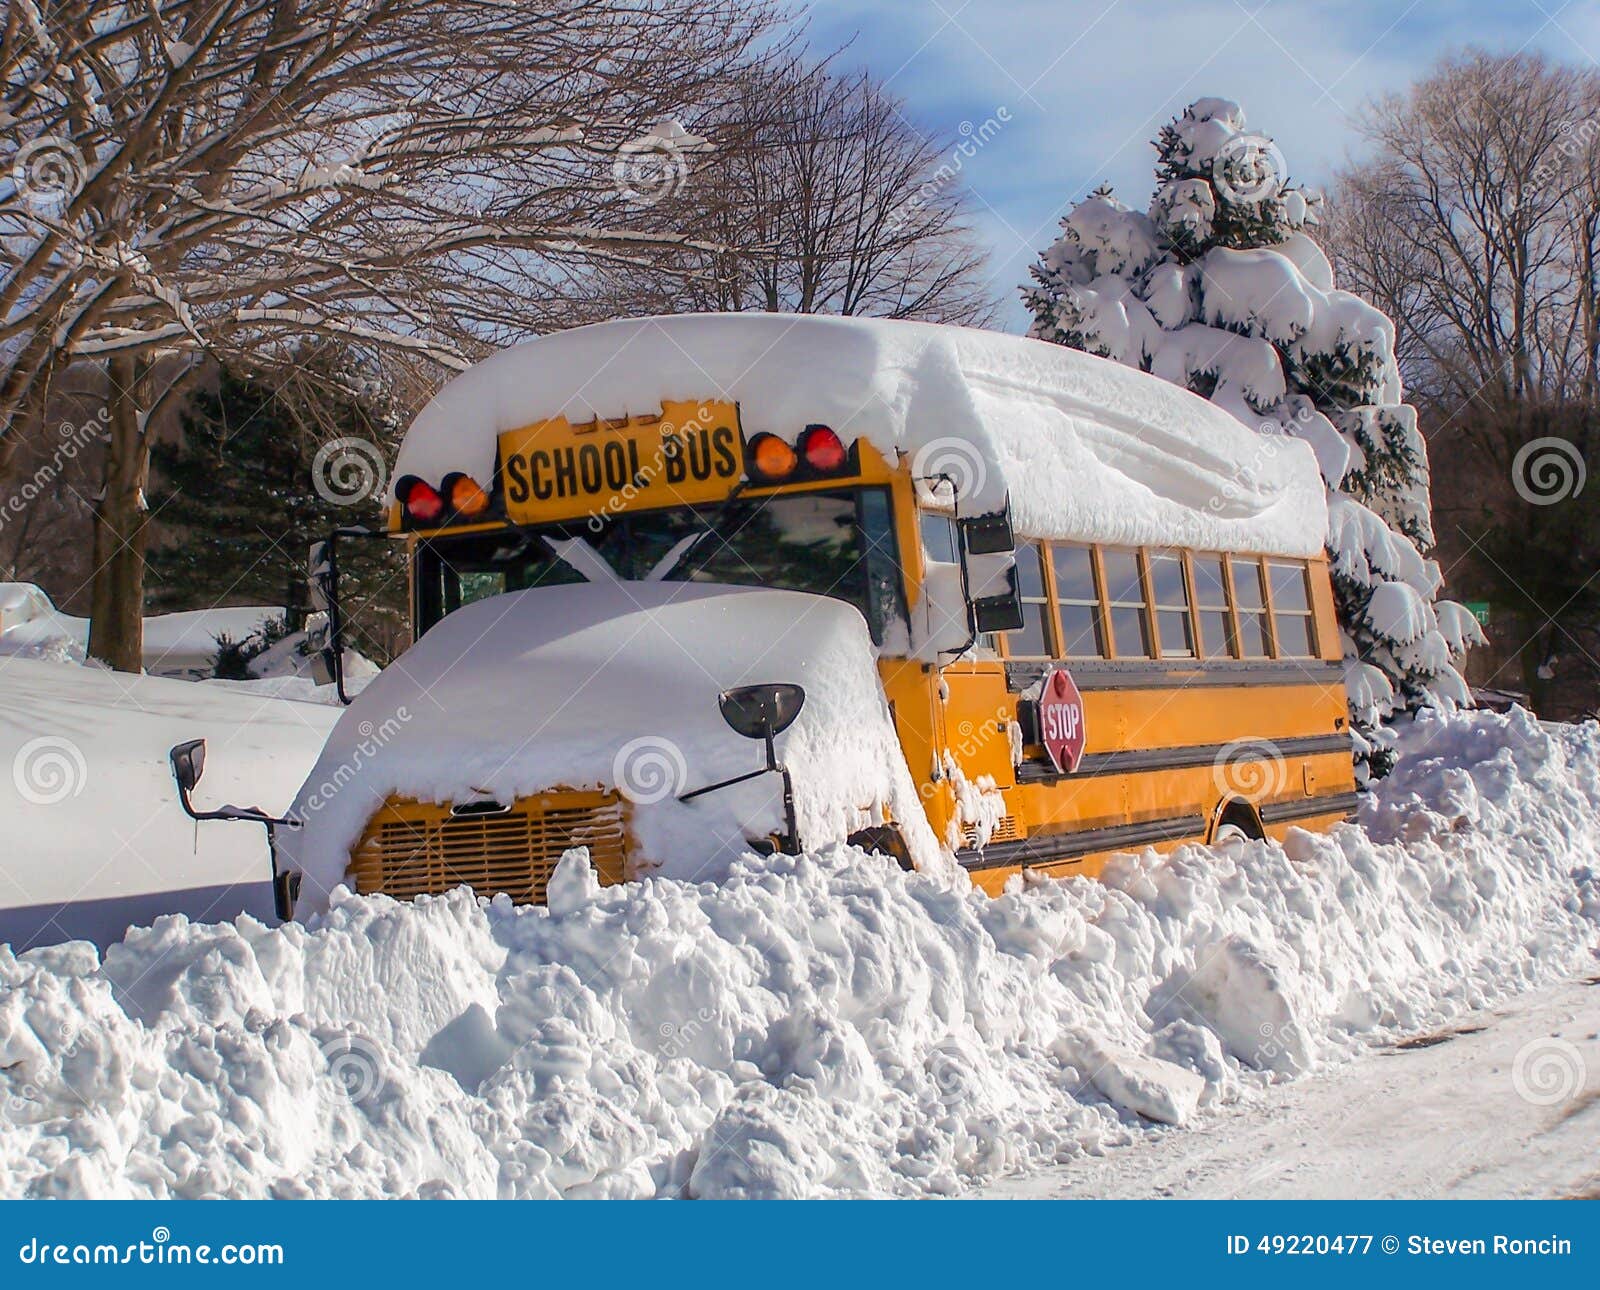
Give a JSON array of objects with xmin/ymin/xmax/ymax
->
[
  {"xmin": 718, "ymin": 683, "xmax": 805, "ymax": 744},
  {"xmin": 167, "ymin": 735, "xmax": 300, "ymax": 921},
  {"xmin": 680, "ymin": 684, "xmax": 806, "ymax": 854},
  {"xmin": 307, "ymin": 540, "xmax": 331, "ymax": 613},
  {"xmin": 170, "ymin": 738, "xmax": 207, "ymax": 794},
  {"xmin": 971, "ymin": 589, "xmax": 1025, "ymax": 635},
  {"xmin": 960, "ymin": 507, "xmax": 1015, "ymax": 556}
]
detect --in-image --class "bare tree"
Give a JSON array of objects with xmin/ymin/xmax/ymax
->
[
  {"xmin": 656, "ymin": 63, "xmax": 997, "ymax": 323},
  {"xmin": 2, "ymin": 0, "xmax": 778, "ymax": 668},
  {"xmin": 1326, "ymin": 50, "xmax": 1600, "ymax": 713},
  {"xmin": 1327, "ymin": 51, "xmax": 1600, "ymax": 412}
]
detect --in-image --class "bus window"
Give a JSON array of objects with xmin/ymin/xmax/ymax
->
[
  {"xmin": 919, "ymin": 512, "xmax": 959, "ymax": 564},
  {"xmin": 1230, "ymin": 557, "xmax": 1271, "ymax": 657},
  {"xmin": 666, "ymin": 490, "xmax": 905, "ymax": 645},
  {"xmin": 416, "ymin": 490, "xmax": 907, "ymax": 643},
  {"xmin": 1191, "ymin": 554, "xmax": 1233, "ymax": 658},
  {"xmin": 1005, "ymin": 542, "xmax": 1052, "ymax": 658},
  {"xmin": 934, "ymin": 512, "xmax": 1001, "ymax": 656},
  {"xmin": 418, "ymin": 531, "xmax": 584, "ymax": 624},
  {"xmin": 859, "ymin": 490, "xmax": 908, "ymax": 645},
  {"xmin": 458, "ymin": 570, "xmax": 506, "ymax": 607},
  {"xmin": 1148, "ymin": 552, "xmax": 1194, "ymax": 658},
  {"xmin": 1050, "ymin": 544, "xmax": 1105, "ymax": 657},
  {"xmin": 1102, "ymin": 549, "xmax": 1150, "ymax": 658},
  {"xmin": 1268, "ymin": 561, "xmax": 1317, "ymax": 656}
]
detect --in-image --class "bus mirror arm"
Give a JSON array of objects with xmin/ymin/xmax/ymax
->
[
  {"xmin": 677, "ymin": 684, "xmax": 804, "ymax": 854},
  {"xmin": 678, "ymin": 754, "xmax": 800, "ymax": 857},
  {"xmin": 311, "ymin": 525, "xmax": 381, "ymax": 706},
  {"xmin": 169, "ymin": 738, "xmax": 302, "ymax": 919}
]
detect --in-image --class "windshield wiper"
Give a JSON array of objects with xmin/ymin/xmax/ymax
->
[{"xmin": 542, "ymin": 535, "xmax": 623, "ymax": 584}]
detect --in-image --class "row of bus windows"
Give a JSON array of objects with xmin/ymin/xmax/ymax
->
[{"xmin": 922, "ymin": 517, "xmax": 1321, "ymax": 662}]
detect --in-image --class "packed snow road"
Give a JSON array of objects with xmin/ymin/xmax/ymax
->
[{"xmin": 981, "ymin": 972, "xmax": 1600, "ymax": 1199}]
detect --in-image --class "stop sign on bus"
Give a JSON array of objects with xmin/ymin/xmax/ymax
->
[{"xmin": 1038, "ymin": 667, "xmax": 1087, "ymax": 773}]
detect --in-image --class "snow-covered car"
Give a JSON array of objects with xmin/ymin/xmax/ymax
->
[
  {"xmin": 0, "ymin": 582, "xmax": 293, "ymax": 678},
  {"xmin": 166, "ymin": 313, "xmax": 1354, "ymax": 920},
  {"xmin": 0, "ymin": 582, "xmax": 86, "ymax": 664}
]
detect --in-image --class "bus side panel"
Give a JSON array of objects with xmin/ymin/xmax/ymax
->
[
  {"xmin": 949, "ymin": 674, "xmax": 1357, "ymax": 884},
  {"xmin": 1309, "ymin": 556, "xmax": 1343, "ymax": 661},
  {"xmin": 964, "ymin": 789, "xmax": 1361, "ymax": 897},
  {"xmin": 1002, "ymin": 679, "xmax": 1353, "ymax": 829},
  {"xmin": 877, "ymin": 660, "xmax": 949, "ymax": 844}
]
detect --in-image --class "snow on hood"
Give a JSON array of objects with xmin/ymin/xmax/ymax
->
[
  {"xmin": 282, "ymin": 580, "xmax": 942, "ymax": 908},
  {"xmin": 4, "ymin": 707, "xmax": 1597, "ymax": 1197},
  {"xmin": 395, "ymin": 314, "xmax": 1327, "ymax": 558}
]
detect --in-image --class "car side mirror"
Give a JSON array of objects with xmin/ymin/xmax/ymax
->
[{"xmin": 170, "ymin": 738, "xmax": 206, "ymax": 794}]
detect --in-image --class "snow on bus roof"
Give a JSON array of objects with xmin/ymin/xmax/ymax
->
[{"xmin": 396, "ymin": 314, "xmax": 1327, "ymax": 558}]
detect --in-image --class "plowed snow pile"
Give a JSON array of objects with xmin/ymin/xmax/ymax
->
[{"xmin": 2, "ymin": 708, "xmax": 1597, "ymax": 1198}]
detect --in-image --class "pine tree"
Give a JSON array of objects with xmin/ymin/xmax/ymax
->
[
  {"xmin": 148, "ymin": 353, "xmax": 408, "ymax": 664},
  {"xmin": 1024, "ymin": 98, "xmax": 1481, "ymax": 778}
]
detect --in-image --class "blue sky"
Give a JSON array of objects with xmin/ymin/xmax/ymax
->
[{"xmin": 803, "ymin": 0, "xmax": 1600, "ymax": 329}]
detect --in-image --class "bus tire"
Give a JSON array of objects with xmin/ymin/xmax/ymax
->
[
  {"xmin": 847, "ymin": 825, "xmax": 915, "ymax": 872},
  {"xmin": 1210, "ymin": 797, "xmax": 1265, "ymax": 846}
]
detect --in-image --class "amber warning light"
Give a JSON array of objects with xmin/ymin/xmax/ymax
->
[
  {"xmin": 395, "ymin": 473, "xmax": 493, "ymax": 527},
  {"xmin": 746, "ymin": 425, "xmax": 858, "ymax": 485}
]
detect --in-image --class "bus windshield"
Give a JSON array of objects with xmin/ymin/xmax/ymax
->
[{"xmin": 415, "ymin": 487, "xmax": 906, "ymax": 644}]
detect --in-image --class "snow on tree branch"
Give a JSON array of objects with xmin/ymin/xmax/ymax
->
[{"xmin": 1025, "ymin": 97, "xmax": 1482, "ymax": 778}]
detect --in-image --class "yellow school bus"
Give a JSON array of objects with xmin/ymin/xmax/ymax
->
[{"xmin": 265, "ymin": 314, "xmax": 1355, "ymax": 912}]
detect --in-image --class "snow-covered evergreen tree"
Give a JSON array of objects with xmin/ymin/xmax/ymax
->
[{"xmin": 1024, "ymin": 98, "xmax": 1482, "ymax": 777}]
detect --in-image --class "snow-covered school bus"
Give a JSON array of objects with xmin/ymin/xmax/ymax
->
[{"xmin": 172, "ymin": 314, "xmax": 1357, "ymax": 915}]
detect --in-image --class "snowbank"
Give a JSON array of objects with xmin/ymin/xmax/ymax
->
[
  {"xmin": 2, "ymin": 708, "xmax": 1596, "ymax": 1197},
  {"xmin": 0, "ymin": 658, "xmax": 340, "ymax": 949},
  {"xmin": 393, "ymin": 314, "xmax": 1327, "ymax": 559},
  {"xmin": 139, "ymin": 607, "xmax": 286, "ymax": 678},
  {"xmin": 0, "ymin": 585, "xmax": 288, "ymax": 679}
]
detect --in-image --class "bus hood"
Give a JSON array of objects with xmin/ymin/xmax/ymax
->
[{"xmin": 282, "ymin": 581, "xmax": 943, "ymax": 912}]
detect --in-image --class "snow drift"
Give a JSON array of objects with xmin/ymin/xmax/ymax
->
[
  {"xmin": 0, "ymin": 658, "xmax": 340, "ymax": 950},
  {"xmin": 393, "ymin": 313, "xmax": 1327, "ymax": 560},
  {"xmin": 0, "ymin": 585, "xmax": 288, "ymax": 678},
  {"xmin": 2, "ymin": 708, "xmax": 1596, "ymax": 1198}
]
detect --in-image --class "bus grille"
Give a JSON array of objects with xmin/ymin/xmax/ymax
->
[{"xmin": 348, "ymin": 792, "xmax": 627, "ymax": 905}]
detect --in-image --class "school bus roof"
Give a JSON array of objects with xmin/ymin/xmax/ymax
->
[{"xmin": 394, "ymin": 313, "xmax": 1327, "ymax": 558}]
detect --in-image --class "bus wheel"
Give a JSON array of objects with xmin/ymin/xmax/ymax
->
[
  {"xmin": 1210, "ymin": 798, "xmax": 1265, "ymax": 848},
  {"xmin": 847, "ymin": 825, "xmax": 915, "ymax": 872}
]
